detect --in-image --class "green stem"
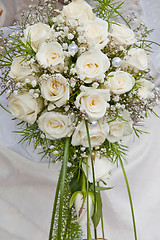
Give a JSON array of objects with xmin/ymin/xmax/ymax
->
[
  {"xmin": 0, "ymin": 104, "xmax": 11, "ymax": 114},
  {"xmin": 86, "ymin": 156, "xmax": 92, "ymax": 240},
  {"xmin": 137, "ymin": 39, "xmax": 160, "ymax": 47},
  {"xmin": 101, "ymin": 206, "xmax": 105, "ymax": 239},
  {"xmin": 57, "ymin": 137, "xmax": 70, "ymax": 240},
  {"xmin": 97, "ymin": 182, "xmax": 105, "ymax": 239},
  {"xmin": 119, "ymin": 157, "xmax": 138, "ymax": 240},
  {"xmin": 48, "ymin": 164, "xmax": 62, "ymax": 240},
  {"xmin": 82, "ymin": 172, "xmax": 87, "ymax": 192},
  {"xmin": 0, "ymin": 87, "xmax": 8, "ymax": 96},
  {"xmin": 85, "ymin": 120, "xmax": 97, "ymax": 239}
]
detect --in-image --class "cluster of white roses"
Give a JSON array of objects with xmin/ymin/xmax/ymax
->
[
  {"xmin": 7, "ymin": 0, "xmax": 155, "ymax": 152},
  {"xmin": 2, "ymin": 0, "xmax": 159, "ymax": 230}
]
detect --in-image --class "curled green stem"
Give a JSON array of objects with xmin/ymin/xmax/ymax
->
[{"xmin": 119, "ymin": 157, "xmax": 138, "ymax": 240}]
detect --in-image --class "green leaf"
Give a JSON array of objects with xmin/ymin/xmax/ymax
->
[
  {"xmin": 0, "ymin": 104, "xmax": 11, "ymax": 114},
  {"xmin": 69, "ymin": 172, "xmax": 83, "ymax": 194},
  {"xmin": 91, "ymin": 185, "xmax": 113, "ymax": 191},
  {"xmin": 88, "ymin": 192, "xmax": 95, "ymax": 203},
  {"xmin": 91, "ymin": 192, "xmax": 102, "ymax": 228},
  {"xmin": 69, "ymin": 191, "xmax": 81, "ymax": 208}
]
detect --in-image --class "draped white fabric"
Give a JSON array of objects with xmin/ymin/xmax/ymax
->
[{"xmin": 0, "ymin": 0, "xmax": 160, "ymax": 239}]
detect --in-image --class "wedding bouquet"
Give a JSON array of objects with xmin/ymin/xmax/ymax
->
[{"xmin": 0, "ymin": 0, "xmax": 159, "ymax": 239}]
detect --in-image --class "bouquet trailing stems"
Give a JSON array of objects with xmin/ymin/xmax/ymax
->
[
  {"xmin": 0, "ymin": 0, "xmax": 160, "ymax": 239},
  {"xmin": 58, "ymin": 137, "xmax": 70, "ymax": 239}
]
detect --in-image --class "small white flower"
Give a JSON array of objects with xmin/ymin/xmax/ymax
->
[
  {"xmin": 64, "ymin": 105, "xmax": 70, "ymax": 111},
  {"xmin": 75, "ymin": 86, "xmax": 110, "ymax": 120},
  {"xmin": 138, "ymin": 79, "xmax": 155, "ymax": 99},
  {"xmin": 63, "ymin": 26, "xmax": 69, "ymax": 33},
  {"xmin": 52, "ymin": 17, "xmax": 57, "ymax": 23},
  {"xmin": 68, "ymin": 33, "xmax": 74, "ymax": 40},
  {"xmin": 31, "ymin": 80, "xmax": 37, "ymax": 87},
  {"xmin": 66, "ymin": 19, "xmax": 78, "ymax": 28},
  {"xmin": 54, "ymin": 32, "xmax": 61, "ymax": 38},
  {"xmin": 8, "ymin": 93, "xmax": 43, "ymax": 124},
  {"xmin": 40, "ymin": 74, "xmax": 70, "ymax": 107},
  {"xmin": 62, "ymin": 43, "xmax": 68, "ymax": 50},
  {"xmin": 34, "ymin": 93, "xmax": 39, "ymax": 98},
  {"xmin": 107, "ymin": 110, "xmax": 133, "ymax": 142},
  {"xmin": 109, "ymin": 23, "xmax": 136, "ymax": 45},
  {"xmin": 77, "ymin": 26, "xmax": 83, "ymax": 33},
  {"xmin": 82, "ymin": 153, "xmax": 113, "ymax": 182},
  {"xmin": 79, "ymin": 46, "xmax": 86, "ymax": 54},
  {"xmin": 84, "ymin": 17, "xmax": 109, "ymax": 49},
  {"xmin": 36, "ymin": 42, "xmax": 64, "ymax": 69},
  {"xmin": 74, "ymin": 193, "xmax": 94, "ymax": 226},
  {"xmin": 49, "ymin": 145, "xmax": 54, "ymax": 150},
  {"xmin": 70, "ymin": 68, "xmax": 76, "ymax": 75},
  {"xmin": 9, "ymin": 56, "xmax": 35, "ymax": 82},
  {"xmin": 81, "ymin": 147, "xmax": 86, "ymax": 151},
  {"xmin": 107, "ymin": 71, "xmax": 135, "ymax": 94},
  {"xmin": 77, "ymin": 36, "xmax": 86, "ymax": 43},
  {"xmin": 71, "ymin": 119, "xmax": 109, "ymax": 147},
  {"xmin": 41, "ymin": 133, "xmax": 45, "ymax": 139},
  {"xmin": 114, "ymin": 95, "xmax": 120, "ymax": 101},
  {"xmin": 23, "ymin": 22, "xmax": 51, "ymax": 51},
  {"xmin": 53, "ymin": 150, "xmax": 59, "ymax": 155},
  {"xmin": 76, "ymin": 50, "xmax": 110, "ymax": 83},
  {"xmin": 62, "ymin": 0, "xmax": 95, "ymax": 26},
  {"xmin": 123, "ymin": 48, "xmax": 148, "ymax": 71},
  {"xmin": 25, "ymin": 78, "xmax": 30, "ymax": 83},
  {"xmin": 16, "ymin": 82, "xmax": 22, "ymax": 88},
  {"xmin": 29, "ymin": 89, "xmax": 34, "ymax": 95},
  {"xmin": 56, "ymin": 15, "xmax": 65, "ymax": 24},
  {"xmin": 29, "ymin": 58, "xmax": 35, "ymax": 64},
  {"xmin": 116, "ymin": 103, "xmax": 121, "ymax": 109},
  {"xmin": 38, "ymin": 112, "xmax": 73, "ymax": 139}
]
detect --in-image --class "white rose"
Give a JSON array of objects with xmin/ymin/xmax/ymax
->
[
  {"xmin": 123, "ymin": 48, "xmax": 148, "ymax": 71},
  {"xmin": 40, "ymin": 74, "xmax": 70, "ymax": 107},
  {"xmin": 107, "ymin": 110, "xmax": 133, "ymax": 143},
  {"xmin": 107, "ymin": 71, "xmax": 135, "ymax": 94},
  {"xmin": 84, "ymin": 17, "xmax": 109, "ymax": 49},
  {"xmin": 62, "ymin": 0, "xmax": 95, "ymax": 26},
  {"xmin": 36, "ymin": 42, "xmax": 64, "ymax": 69},
  {"xmin": 76, "ymin": 50, "xmax": 110, "ymax": 83},
  {"xmin": 9, "ymin": 56, "xmax": 34, "ymax": 82},
  {"xmin": 38, "ymin": 112, "xmax": 73, "ymax": 139},
  {"xmin": 8, "ymin": 93, "xmax": 43, "ymax": 124},
  {"xmin": 82, "ymin": 154, "xmax": 113, "ymax": 183},
  {"xmin": 23, "ymin": 22, "xmax": 51, "ymax": 51},
  {"xmin": 109, "ymin": 23, "xmax": 136, "ymax": 45},
  {"xmin": 71, "ymin": 120, "xmax": 109, "ymax": 147},
  {"xmin": 75, "ymin": 86, "xmax": 110, "ymax": 120},
  {"xmin": 138, "ymin": 79, "xmax": 155, "ymax": 99},
  {"xmin": 74, "ymin": 192, "xmax": 94, "ymax": 226}
]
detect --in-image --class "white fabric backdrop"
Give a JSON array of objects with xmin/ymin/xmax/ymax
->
[{"xmin": 0, "ymin": 0, "xmax": 160, "ymax": 240}]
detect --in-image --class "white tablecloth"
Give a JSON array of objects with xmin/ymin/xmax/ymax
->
[{"xmin": 0, "ymin": 0, "xmax": 160, "ymax": 240}]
